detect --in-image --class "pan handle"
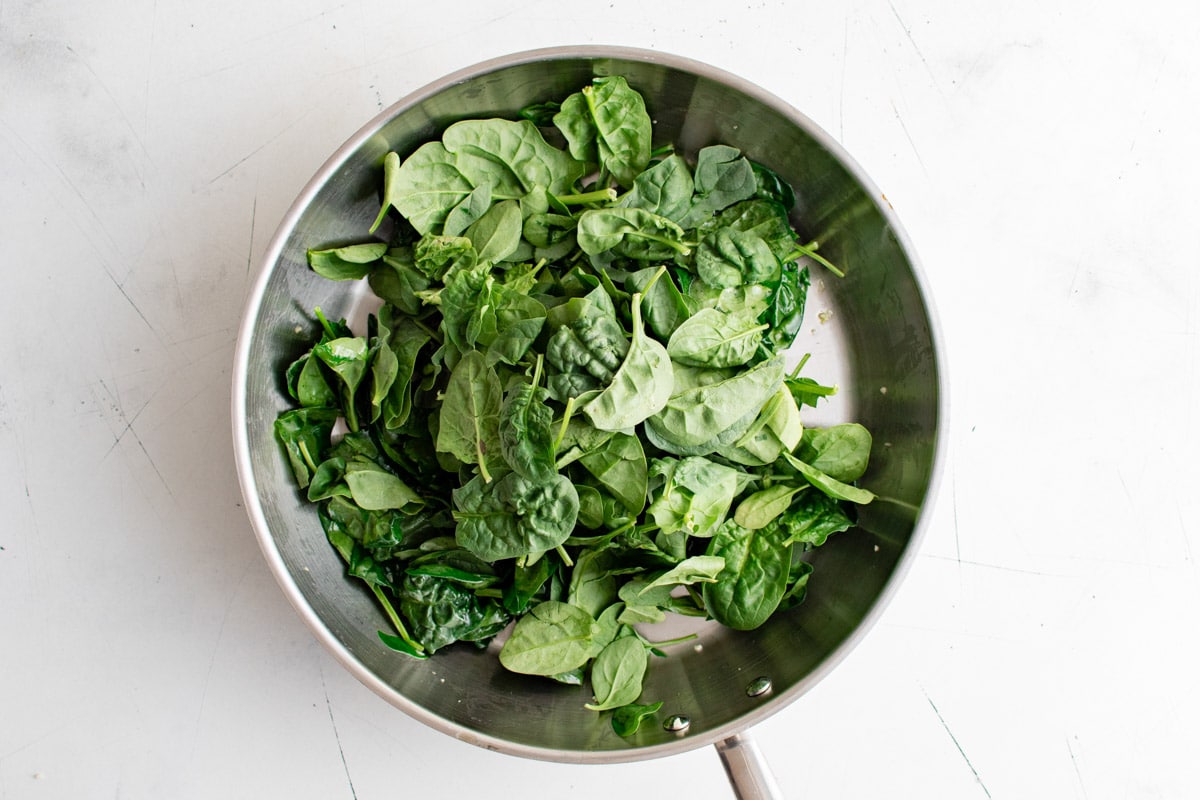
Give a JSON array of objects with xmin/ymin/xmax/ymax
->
[{"xmin": 714, "ymin": 733, "xmax": 783, "ymax": 799}]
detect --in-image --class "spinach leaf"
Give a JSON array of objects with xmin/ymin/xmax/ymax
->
[
  {"xmin": 369, "ymin": 247, "xmax": 430, "ymax": 317},
  {"xmin": 695, "ymin": 227, "xmax": 780, "ymax": 289},
  {"xmin": 397, "ymin": 573, "xmax": 509, "ymax": 653},
  {"xmin": 683, "ymin": 145, "xmax": 757, "ymax": 225},
  {"xmin": 444, "ymin": 118, "xmax": 585, "ymax": 199},
  {"xmin": 778, "ymin": 559, "xmax": 814, "ymax": 612},
  {"xmin": 465, "ymin": 199, "xmax": 523, "ymax": 264},
  {"xmin": 783, "ymin": 453, "xmax": 875, "ymax": 505},
  {"xmin": 797, "ymin": 423, "xmax": 873, "ymax": 483},
  {"xmin": 577, "ymin": 432, "xmax": 648, "ymax": 516},
  {"xmin": 637, "ymin": 554, "xmax": 726, "ymax": 595},
  {"xmin": 343, "ymin": 458, "xmax": 423, "ymax": 512},
  {"xmin": 733, "ymin": 483, "xmax": 806, "ymax": 530},
  {"xmin": 751, "ymin": 160, "xmax": 796, "ymax": 209},
  {"xmin": 414, "ymin": 234, "xmax": 477, "ymax": 280},
  {"xmin": 627, "ymin": 266, "xmax": 691, "ymax": 341},
  {"xmin": 646, "ymin": 456, "xmax": 742, "ymax": 538},
  {"xmin": 452, "ymin": 472, "xmax": 579, "ymax": 561},
  {"xmin": 553, "ymin": 76, "xmax": 652, "ymax": 188},
  {"xmin": 313, "ymin": 335, "xmax": 370, "ymax": 432},
  {"xmin": 585, "ymin": 636, "xmax": 648, "ymax": 711},
  {"xmin": 384, "ymin": 119, "xmax": 584, "ymax": 235},
  {"xmin": 286, "ymin": 351, "xmax": 337, "ymax": 409},
  {"xmin": 442, "ymin": 183, "xmax": 492, "ymax": 237},
  {"xmin": 666, "ymin": 306, "xmax": 768, "ymax": 368},
  {"xmin": 612, "ymin": 701, "xmax": 663, "ymax": 737},
  {"xmin": 706, "ymin": 198, "xmax": 797, "ymax": 261},
  {"xmin": 274, "ymin": 408, "xmax": 338, "ymax": 489},
  {"xmin": 306, "ymin": 241, "xmax": 388, "ymax": 281},
  {"xmin": 567, "ymin": 547, "xmax": 618, "ymax": 618},
  {"xmin": 436, "ymin": 349, "xmax": 502, "ymax": 481},
  {"xmin": 646, "ymin": 355, "xmax": 784, "ymax": 450},
  {"xmin": 545, "ymin": 286, "xmax": 630, "ymax": 402},
  {"xmin": 775, "ymin": 491, "xmax": 854, "ymax": 547},
  {"xmin": 582, "ymin": 291, "xmax": 673, "ymax": 432},
  {"xmin": 499, "ymin": 600, "xmax": 598, "ymax": 676},
  {"xmin": 576, "ymin": 208, "xmax": 691, "ymax": 260},
  {"xmin": 703, "ymin": 519, "xmax": 792, "ymax": 630},
  {"xmin": 763, "ymin": 261, "xmax": 809, "ymax": 352},
  {"xmin": 719, "ymin": 387, "xmax": 804, "ymax": 466},
  {"xmin": 376, "ymin": 307, "xmax": 431, "ymax": 430},
  {"xmin": 504, "ymin": 555, "xmax": 558, "ymax": 615},
  {"xmin": 617, "ymin": 154, "xmax": 695, "ymax": 224},
  {"xmin": 499, "ymin": 361, "xmax": 556, "ymax": 481}
]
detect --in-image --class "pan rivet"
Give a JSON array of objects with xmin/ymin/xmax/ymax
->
[
  {"xmin": 663, "ymin": 714, "xmax": 691, "ymax": 733},
  {"xmin": 746, "ymin": 676, "xmax": 773, "ymax": 697}
]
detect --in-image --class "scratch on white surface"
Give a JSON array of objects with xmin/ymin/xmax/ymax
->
[
  {"xmin": 925, "ymin": 554, "xmax": 1064, "ymax": 579},
  {"xmin": 1066, "ymin": 735, "xmax": 1090, "ymax": 798},
  {"xmin": 890, "ymin": 99, "xmax": 927, "ymax": 174},
  {"xmin": 245, "ymin": 189, "xmax": 258, "ymax": 280},
  {"xmin": 1, "ymin": 117, "xmax": 163, "ymax": 342},
  {"xmin": 321, "ymin": 669, "xmax": 359, "ymax": 800},
  {"xmin": 93, "ymin": 377, "xmax": 174, "ymax": 499},
  {"xmin": 206, "ymin": 109, "xmax": 311, "ymax": 185},
  {"xmin": 887, "ymin": 0, "xmax": 941, "ymax": 92},
  {"xmin": 924, "ymin": 689, "xmax": 992, "ymax": 798},
  {"xmin": 63, "ymin": 43, "xmax": 153, "ymax": 184}
]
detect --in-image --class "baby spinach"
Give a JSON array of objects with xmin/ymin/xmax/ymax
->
[
  {"xmin": 797, "ymin": 423, "xmax": 873, "ymax": 483},
  {"xmin": 499, "ymin": 600, "xmax": 599, "ymax": 676},
  {"xmin": 646, "ymin": 355, "xmax": 785, "ymax": 450},
  {"xmin": 274, "ymin": 407, "xmax": 338, "ymax": 489},
  {"xmin": 703, "ymin": 519, "xmax": 793, "ymax": 631},
  {"xmin": 695, "ymin": 227, "xmax": 780, "ymax": 289},
  {"xmin": 576, "ymin": 208, "xmax": 691, "ymax": 260},
  {"xmin": 666, "ymin": 306, "xmax": 768, "ymax": 368},
  {"xmin": 307, "ymin": 241, "xmax": 388, "ymax": 281},
  {"xmin": 276, "ymin": 74, "xmax": 878, "ymax": 733},
  {"xmin": 646, "ymin": 456, "xmax": 742, "ymax": 539},
  {"xmin": 554, "ymin": 76, "xmax": 652, "ymax": 189},
  {"xmin": 585, "ymin": 635, "xmax": 648, "ymax": 711},
  {"xmin": 499, "ymin": 360, "xmax": 556, "ymax": 481},
  {"xmin": 582, "ymin": 290, "xmax": 673, "ymax": 432},
  {"xmin": 617, "ymin": 153, "xmax": 695, "ymax": 224},
  {"xmin": 436, "ymin": 350, "xmax": 502, "ymax": 481},
  {"xmin": 453, "ymin": 471, "xmax": 579, "ymax": 561},
  {"xmin": 611, "ymin": 701, "xmax": 663, "ymax": 737}
]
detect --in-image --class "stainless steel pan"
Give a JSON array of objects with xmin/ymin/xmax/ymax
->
[{"xmin": 232, "ymin": 46, "xmax": 946, "ymax": 798}]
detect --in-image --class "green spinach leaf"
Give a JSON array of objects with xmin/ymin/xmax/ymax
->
[{"xmin": 499, "ymin": 600, "xmax": 598, "ymax": 676}]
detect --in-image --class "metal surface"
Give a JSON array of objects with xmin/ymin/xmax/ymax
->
[
  {"xmin": 716, "ymin": 734, "xmax": 783, "ymax": 799},
  {"xmin": 232, "ymin": 45, "xmax": 945, "ymax": 770}
]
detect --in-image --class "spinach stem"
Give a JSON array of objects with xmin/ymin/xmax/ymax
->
[
  {"xmin": 786, "ymin": 241, "xmax": 845, "ymax": 278},
  {"xmin": 552, "ymin": 395, "xmax": 578, "ymax": 454},
  {"xmin": 639, "ymin": 264, "xmax": 668, "ymax": 297},
  {"xmin": 371, "ymin": 584, "xmax": 424, "ymax": 653},
  {"xmin": 648, "ymin": 632, "xmax": 699, "ymax": 649},
  {"xmin": 556, "ymin": 188, "xmax": 618, "ymax": 205},
  {"xmin": 555, "ymin": 544, "xmax": 575, "ymax": 568},
  {"xmin": 314, "ymin": 306, "xmax": 337, "ymax": 339}
]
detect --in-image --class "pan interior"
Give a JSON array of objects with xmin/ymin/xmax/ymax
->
[{"xmin": 235, "ymin": 47, "xmax": 942, "ymax": 762}]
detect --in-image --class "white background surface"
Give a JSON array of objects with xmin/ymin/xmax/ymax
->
[{"xmin": 3, "ymin": 1, "xmax": 1198, "ymax": 798}]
